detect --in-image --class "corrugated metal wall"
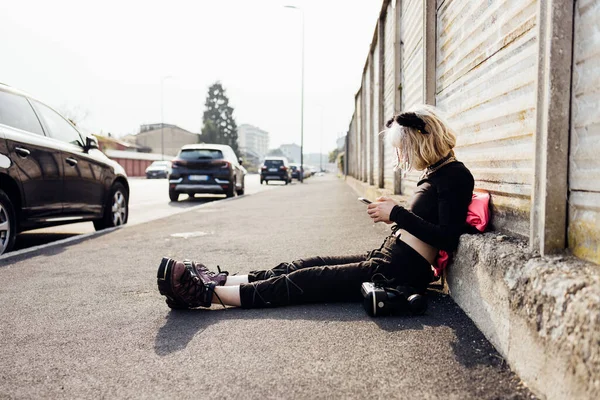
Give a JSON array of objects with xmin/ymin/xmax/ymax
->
[
  {"xmin": 400, "ymin": 0, "xmax": 425, "ymax": 196},
  {"xmin": 402, "ymin": 0, "xmax": 424, "ymax": 110},
  {"xmin": 361, "ymin": 76, "xmax": 368, "ymax": 181},
  {"xmin": 354, "ymin": 90, "xmax": 363, "ymax": 179},
  {"xmin": 383, "ymin": 2, "xmax": 397, "ymax": 191},
  {"xmin": 435, "ymin": 0, "xmax": 538, "ymax": 238},
  {"xmin": 568, "ymin": 0, "xmax": 600, "ymax": 264},
  {"xmin": 364, "ymin": 66, "xmax": 372, "ymax": 183},
  {"xmin": 372, "ymin": 41, "xmax": 381, "ymax": 187},
  {"xmin": 348, "ymin": 113, "xmax": 356, "ymax": 178},
  {"xmin": 111, "ymin": 158, "xmax": 153, "ymax": 177}
]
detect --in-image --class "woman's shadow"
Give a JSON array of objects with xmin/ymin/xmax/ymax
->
[{"xmin": 154, "ymin": 290, "xmax": 504, "ymax": 370}]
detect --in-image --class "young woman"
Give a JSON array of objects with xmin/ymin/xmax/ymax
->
[{"xmin": 156, "ymin": 104, "xmax": 474, "ymax": 310}]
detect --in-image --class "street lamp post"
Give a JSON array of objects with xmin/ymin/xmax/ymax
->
[
  {"xmin": 284, "ymin": 5, "xmax": 304, "ymax": 182},
  {"xmin": 160, "ymin": 75, "xmax": 173, "ymax": 160}
]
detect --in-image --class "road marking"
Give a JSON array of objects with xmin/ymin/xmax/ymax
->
[{"xmin": 170, "ymin": 231, "xmax": 210, "ymax": 239}]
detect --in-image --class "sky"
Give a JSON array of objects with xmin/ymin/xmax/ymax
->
[{"xmin": 0, "ymin": 0, "xmax": 382, "ymax": 154}]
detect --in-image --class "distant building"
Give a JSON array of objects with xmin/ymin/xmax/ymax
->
[
  {"xmin": 238, "ymin": 124, "xmax": 269, "ymax": 160},
  {"xmin": 93, "ymin": 134, "xmax": 145, "ymax": 152},
  {"xmin": 279, "ymin": 143, "xmax": 301, "ymax": 163},
  {"xmin": 304, "ymin": 153, "xmax": 327, "ymax": 168},
  {"xmin": 124, "ymin": 124, "xmax": 200, "ymax": 157}
]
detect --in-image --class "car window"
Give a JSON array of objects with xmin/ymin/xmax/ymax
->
[
  {"xmin": 0, "ymin": 90, "xmax": 44, "ymax": 135},
  {"xmin": 265, "ymin": 159, "xmax": 284, "ymax": 167},
  {"xmin": 227, "ymin": 148, "xmax": 238, "ymax": 165},
  {"xmin": 33, "ymin": 101, "xmax": 83, "ymax": 146},
  {"xmin": 179, "ymin": 149, "xmax": 223, "ymax": 160},
  {"xmin": 152, "ymin": 161, "xmax": 170, "ymax": 167},
  {"xmin": 221, "ymin": 148, "xmax": 230, "ymax": 161}
]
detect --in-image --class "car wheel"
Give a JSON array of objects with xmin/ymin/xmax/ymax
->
[
  {"xmin": 265, "ymin": 180, "xmax": 269, "ymax": 185},
  {"xmin": 226, "ymin": 179, "xmax": 237, "ymax": 198},
  {"xmin": 0, "ymin": 189, "xmax": 17, "ymax": 255},
  {"xmin": 169, "ymin": 190, "xmax": 179, "ymax": 202},
  {"xmin": 93, "ymin": 182, "xmax": 129, "ymax": 231},
  {"xmin": 237, "ymin": 179, "xmax": 245, "ymax": 195}
]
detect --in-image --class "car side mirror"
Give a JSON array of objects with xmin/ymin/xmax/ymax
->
[
  {"xmin": 238, "ymin": 157, "xmax": 243, "ymax": 165},
  {"xmin": 85, "ymin": 136, "xmax": 99, "ymax": 151}
]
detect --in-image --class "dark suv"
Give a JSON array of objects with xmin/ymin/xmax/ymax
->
[
  {"xmin": 168, "ymin": 144, "xmax": 246, "ymax": 201},
  {"xmin": 260, "ymin": 157, "xmax": 292, "ymax": 185},
  {"xmin": 0, "ymin": 84, "xmax": 130, "ymax": 255}
]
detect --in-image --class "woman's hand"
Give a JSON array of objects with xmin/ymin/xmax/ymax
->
[{"xmin": 367, "ymin": 196, "xmax": 398, "ymax": 224}]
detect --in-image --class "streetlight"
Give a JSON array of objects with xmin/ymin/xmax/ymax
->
[
  {"xmin": 160, "ymin": 75, "xmax": 173, "ymax": 160},
  {"xmin": 284, "ymin": 5, "xmax": 304, "ymax": 182}
]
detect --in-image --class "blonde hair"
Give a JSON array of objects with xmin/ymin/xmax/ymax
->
[{"xmin": 384, "ymin": 104, "xmax": 456, "ymax": 171}]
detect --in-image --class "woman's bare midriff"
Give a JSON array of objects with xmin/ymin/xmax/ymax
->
[{"xmin": 394, "ymin": 229, "xmax": 438, "ymax": 265}]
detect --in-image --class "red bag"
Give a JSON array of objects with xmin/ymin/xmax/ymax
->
[{"xmin": 433, "ymin": 192, "xmax": 490, "ymax": 277}]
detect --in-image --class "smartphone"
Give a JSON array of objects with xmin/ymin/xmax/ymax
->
[{"xmin": 358, "ymin": 197, "xmax": 372, "ymax": 205}]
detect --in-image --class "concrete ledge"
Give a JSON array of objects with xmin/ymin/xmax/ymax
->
[
  {"xmin": 449, "ymin": 233, "xmax": 599, "ymax": 400},
  {"xmin": 345, "ymin": 175, "xmax": 600, "ymax": 400}
]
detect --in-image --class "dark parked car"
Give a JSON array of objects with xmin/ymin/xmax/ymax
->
[
  {"xmin": 0, "ymin": 83, "xmax": 130, "ymax": 255},
  {"xmin": 260, "ymin": 157, "xmax": 292, "ymax": 185},
  {"xmin": 290, "ymin": 163, "xmax": 301, "ymax": 180},
  {"xmin": 145, "ymin": 160, "xmax": 171, "ymax": 179},
  {"xmin": 168, "ymin": 144, "xmax": 245, "ymax": 201}
]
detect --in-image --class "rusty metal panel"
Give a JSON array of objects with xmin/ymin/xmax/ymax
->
[
  {"xmin": 383, "ymin": 3, "xmax": 397, "ymax": 190},
  {"xmin": 372, "ymin": 40, "xmax": 381, "ymax": 187},
  {"xmin": 569, "ymin": 0, "xmax": 600, "ymax": 264},
  {"xmin": 435, "ymin": 0, "xmax": 538, "ymax": 238}
]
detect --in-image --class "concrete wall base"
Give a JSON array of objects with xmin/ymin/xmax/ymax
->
[
  {"xmin": 345, "ymin": 175, "xmax": 600, "ymax": 400},
  {"xmin": 449, "ymin": 233, "xmax": 599, "ymax": 400}
]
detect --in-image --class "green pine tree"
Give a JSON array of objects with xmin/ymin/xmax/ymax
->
[{"xmin": 199, "ymin": 82, "xmax": 239, "ymax": 155}]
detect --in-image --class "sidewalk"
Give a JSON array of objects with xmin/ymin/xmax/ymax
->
[{"xmin": 0, "ymin": 175, "xmax": 535, "ymax": 399}]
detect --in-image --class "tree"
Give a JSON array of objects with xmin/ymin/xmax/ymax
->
[
  {"xmin": 57, "ymin": 105, "xmax": 89, "ymax": 128},
  {"xmin": 267, "ymin": 148, "xmax": 286, "ymax": 158},
  {"xmin": 199, "ymin": 82, "xmax": 239, "ymax": 154},
  {"xmin": 329, "ymin": 148, "xmax": 341, "ymax": 163}
]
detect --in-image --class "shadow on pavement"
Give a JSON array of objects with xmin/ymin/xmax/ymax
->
[
  {"xmin": 2, "ymin": 228, "xmax": 119, "ymax": 265},
  {"xmin": 167, "ymin": 195, "xmax": 224, "ymax": 208},
  {"xmin": 13, "ymin": 232, "xmax": 80, "ymax": 251},
  {"xmin": 154, "ymin": 291, "xmax": 504, "ymax": 371}
]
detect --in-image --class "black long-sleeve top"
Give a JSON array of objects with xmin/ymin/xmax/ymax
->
[{"xmin": 389, "ymin": 161, "xmax": 475, "ymax": 252}]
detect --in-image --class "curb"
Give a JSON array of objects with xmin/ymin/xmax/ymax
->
[{"xmin": 0, "ymin": 192, "xmax": 251, "ymax": 265}]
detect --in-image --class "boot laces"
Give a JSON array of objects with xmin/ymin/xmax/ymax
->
[
  {"xmin": 180, "ymin": 266, "xmax": 205, "ymax": 299},
  {"xmin": 181, "ymin": 262, "xmax": 228, "ymax": 309}
]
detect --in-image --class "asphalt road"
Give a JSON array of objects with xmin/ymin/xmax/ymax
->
[
  {"xmin": 11, "ymin": 173, "xmax": 281, "ymax": 252},
  {"xmin": 0, "ymin": 174, "xmax": 536, "ymax": 399}
]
